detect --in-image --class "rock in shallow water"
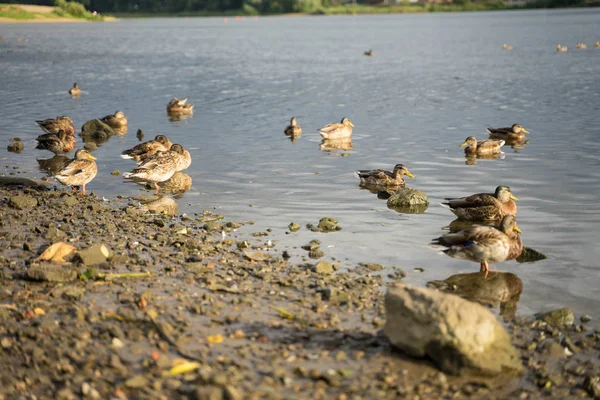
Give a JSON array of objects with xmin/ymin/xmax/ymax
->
[
  {"xmin": 534, "ymin": 308, "xmax": 574, "ymax": 328},
  {"xmin": 384, "ymin": 282, "xmax": 523, "ymax": 376},
  {"xmin": 386, "ymin": 188, "xmax": 429, "ymax": 214}
]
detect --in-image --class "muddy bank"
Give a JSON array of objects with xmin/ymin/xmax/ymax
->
[{"xmin": 0, "ymin": 185, "xmax": 599, "ymax": 399}]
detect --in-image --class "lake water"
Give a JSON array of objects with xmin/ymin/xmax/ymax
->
[{"xmin": 1, "ymin": 9, "xmax": 600, "ymax": 320}]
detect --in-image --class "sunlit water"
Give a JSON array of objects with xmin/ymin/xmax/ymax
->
[{"xmin": 1, "ymin": 9, "xmax": 600, "ymax": 320}]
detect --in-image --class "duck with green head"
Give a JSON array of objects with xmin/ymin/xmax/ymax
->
[
  {"xmin": 443, "ymin": 185, "xmax": 518, "ymax": 221},
  {"xmin": 487, "ymin": 124, "xmax": 529, "ymax": 143},
  {"xmin": 431, "ymin": 215, "xmax": 523, "ymax": 277},
  {"xmin": 460, "ymin": 136, "xmax": 505, "ymax": 157}
]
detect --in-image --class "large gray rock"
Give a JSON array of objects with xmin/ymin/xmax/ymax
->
[
  {"xmin": 386, "ymin": 188, "xmax": 429, "ymax": 214},
  {"xmin": 384, "ymin": 283, "xmax": 523, "ymax": 376}
]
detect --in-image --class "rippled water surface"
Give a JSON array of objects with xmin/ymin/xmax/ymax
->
[{"xmin": 1, "ymin": 9, "xmax": 600, "ymax": 318}]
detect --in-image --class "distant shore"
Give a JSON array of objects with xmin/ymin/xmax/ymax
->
[{"xmin": 0, "ymin": 4, "xmax": 116, "ymax": 23}]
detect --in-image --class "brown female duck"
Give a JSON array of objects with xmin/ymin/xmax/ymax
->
[
  {"xmin": 460, "ymin": 136, "xmax": 505, "ymax": 157},
  {"xmin": 53, "ymin": 149, "xmax": 97, "ymax": 195},
  {"xmin": 121, "ymin": 135, "xmax": 173, "ymax": 163},
  {"xmin": 35, "ymin": 129, "xmax": 77, "ymax": 154},
  {"xmin": 443, "ymin": 185, "xmax": 518, "ymax": 221},
  {"xmin": 356, "ymin": 164, "xmax": 415, "ymax": 189},
  {"xmin": 36, "ymin": 116, "xmax": 75, "ymax": 136}
]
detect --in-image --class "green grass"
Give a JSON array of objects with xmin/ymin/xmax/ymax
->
[
  {"xmin": 311, "ymin": 2, "xmax": 514, "ymax": 15},
  {"xmin": 0, "ymin": 5, "xmax": 37, "ymax": 19}
]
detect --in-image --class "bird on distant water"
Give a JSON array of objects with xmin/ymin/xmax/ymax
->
[
  {"xmin": 442, "ymin": 185, "xmax": 518, "ymax": 221},
  {"xmin": 364, "ymin": 49, "xmax": 374, "ymax": 56},
  {"xmin": 355, "ymin": 164, "xmax": 414, "ymax": 189},
  {"xmin": 69, "ymin": 83, "xmax": 81, "ymax": 96},
  {"xmin": 503, "ymin": 44, "xmax": 513, "ymax": 50},
  {"xmin": 431, "ymin": 215, "xmax": 523, "ymax": 278},
  {"xmin": 556, "ymin": 44, "xmax": 568, "ymax": 52},
  {"xmin": 36, "ymin": 116, "xmax": 75, "ymax": 136},
  {"xmin": 318, "ymin": 117, "xmax": 354, "ymax": 139},
  {"xmin": 595, "ymin": 41, "xmax": 600, "ymax": 47},
  {"xmin": 121, "ymin": 135, "xmax": 173, "ymax": 163},
  {"xmin": 284, "ymin": 117, "xmax": 302, "ymax": 136},
  {"xmin": 52, "ymin": 148, "xmax": 98, "ymax": 195},
  {"xmin": 35, "ymin": 129, "xmax": 76, "ymax": 154},
  {"xmin": 576, "ymin": 42, "xmax": 587, "ymax": 49},
  {"xmin": 460, "ymin": 136, "xmax": 504, "ymax": 157},
  {"xmin": 487, "ymin": 124, "xmax": 529, "ymax": 143},
  {"xmin": 167, "ymin": 97, "xmax": 194, "ymax": 114}
]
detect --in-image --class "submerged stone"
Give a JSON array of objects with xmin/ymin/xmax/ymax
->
[
  {"xmin": 386, "ymin": 188, "xmax": 429, "ymax": 214},
  {"xmin": 535, "ymin": 308, "xmax": 575, "ymax": 328}
]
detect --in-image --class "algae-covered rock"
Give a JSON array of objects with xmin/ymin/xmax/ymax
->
[
  {"xmin": 535, "ymin": 308, "xmax": 574, "ymax": 328},
  {"xmin": 386, "ymin": 188, "xmax": 428, "ymax": 214},
  {"xmin": 7, "ymin": 138, "xmax": 24, "ymax": 153},
  {"xmin": 307, "ymin": 217, "xmax": 342, "ymax": 233},
  {"xmin": 313, "ymin": 261, "xmax": 334, "ymax": 274},
  {"xmin": 79, "ymin": 119, "xmax": 115, "ymax": 145},
  {"xmin": 384, "ymin": 282, "xmax": 523, "ymax": 376},
  {"xmin": 75, "ymin": 244, "xmax": 111, "ymax": 266},
  {"xmin": 9, "ymin": 195, "xmax": 38, "ymax": 209},
  {"xmin": 288, "ymin": 222, "xmax": 301, "ymax": 232},
  {"xmin": 26, "ymin": 263, "xmax": 79, "ymax": 282}
]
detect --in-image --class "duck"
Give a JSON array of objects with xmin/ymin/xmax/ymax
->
[
  {"xmin": 356, "ymin": 164, "xmax": 415, "ymax": 189},
  {"xmin": 487, "ymin": 124, "xmax": 529, "ymax": 143},
  {"xmin": 52, "ymin": 149, "xmax": 98, "ymax": 195},
  {"xmin": 502, "ymin": 44, "xmax": 513, "ymax": 50},
  {"xmin": 166, "ymin": 98, "xmax": 194, "ymax": 114},
  {"xmin": 35, "ymin": 129, "xmax": 77, "ymax": 154},
  {"xmin": 174, "ymin": 144, "xmax": 191, "ymax": 171},
  {"xmin": 460, "ymin": 136, "xmax": 505, "ymax": 157},
  {"xmin": 123, "ymin": 144, "xmax": 184, "ymax": 194},
  {"xmin": 556, "ymin": 44, "xmax": 568, "ymax": 52},
  {"xmin": 431, "ymin": 215, "xmax": 523, "ymax": 277},
  {"xmin": 595, "ymin": 41, "xmax": 600, "ymax": 47},
  {"xmin": 284, "ymin": 117, "xmax": 302, "ymax": 136},
  {"xmin": 318, "ymin": 117, "xmax": 354, "ymax": 139},
  {"xmin": 100, "ymin": 111, "xmax": 128, "ymax": 128},
  {"xmin": 69, "ymin": 83, "xmax": 81, "ymax": 96},
  {"xmin": 443, "ymin": 185, "xmax": 518, "ymax": 221},
  {"xmin": 121, "ymin": 135, "xmax": 173, "ymax": 163},
  {"xmin": 576, "ymin": 42, "xmax": 587, "ymax": 49},
  {"xmin": 364, "ymin": 49, "xmax": 374, "ymax": 56},
  {"xmin": 36, "ymin": 116, "xmax": 75, "ymax": 136}
]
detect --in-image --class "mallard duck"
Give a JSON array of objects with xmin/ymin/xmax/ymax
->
[
  {"xmin": 167, "ymin": 98, "xmax": 194, "ymax": 114},
  {"xmin": 121, "ymin": 135, "xmax": 173, "ymax": 163},
  {"xmin": 53, "ymin": 149, "xmax": 97, "ymax": 195},
  {"xmin": 460, "ymin": 136, "xmax": 505, "ymax": 157},
  {"xmin": 356, "ymin": 164, "xmax": 414, "ymax": 189},
  {"xmin": 136, "ymin": 129, "xmax": 145, "ymax": 141},
  {"xmin": 318, "ymin": 117, "xmax": 354, "ymax": 139},
  {"xmin": 35, "ymin": 129, "xmax": 77, "ymax": 154},
  {"xmin": 36, "ymin": 116, "xmax": 75, "ymax": 136},
  {"xmin": 431, "ymin": 215, "xmax": 523, "ymax": 277},
  {"xmin": 100, "ymin": 111, "xmax": 128, "ymax": 128},
  {"xmin": 556, "ymin": 44, "xmax": 568, "ymax": 52},
  {"xmin": 284, "ymin": 117, "xmax": 302, "ymax": 136},
  {"xmin": 364, "ymin": 49, "xmax": 373, "ymax": 56},
  {"xmin": 503, "ymin": 44, "xmax": 513, "ymax": 50},
  {"xmin": 443, "ymin": 185, "xmax": 518, "ymax": 221},
  {"xmin": 576, "ymin": 42, "xmax": 587, "ymax": 49},
  {"xmin": 595, "ymin": 41, "xmax": 600, "ymax": 47},
  {"xmin": 69, "ymin": 83, "xmax": 81, "ymax": 96},
  {"xmin": 487, "ymin": 124, "xmax": 529, "ymax": 143},
  {"xmin": 123, "ymin": 144, "xmax": 184, "ymax": 194},
  {"xmin": 173, "ymin": 144, "xmax": 191, "ymax": 171}
]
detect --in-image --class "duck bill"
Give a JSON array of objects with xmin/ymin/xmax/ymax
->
[
  {"xmin": 87, "ymin": 154, "xmax": 97, "ymax": 160},
  {"xmin": 522, "ymin": 128, "xmax": 530, "ymax": 134},
  {"xmin": 459, "ymin": 142, "xmax": 468, "ymax": 147},
  {"xmin": 349, "ymin": 122, "xmax": 355, "ymax": 127},
  {"xmin": 404, "ymin": 171, "xmax": 415, "ymax": 179},
  {"xmin": 514, "ymin": 225, "xmax": 522, "ymax": 233},
  {"xmin": 510, "ymin": 194, "xmax": 519, "ymax": 202}
]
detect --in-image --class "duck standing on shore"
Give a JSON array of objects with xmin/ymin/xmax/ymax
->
[
  {"xmin": 53, "ymin": 149, "xmax": 98, "ymax": 195},
  {"xmin": 431, "ymin": 215, "xmax": 523, "ymax": 277}
]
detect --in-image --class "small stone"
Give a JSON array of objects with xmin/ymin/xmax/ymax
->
[
  {"xmin": 7, "ymin": 140, "xmax": 24, "ymax": 153},
  {"xmin": 75, "ymin": 244, "xmax": 111, "ymax": 266},
  {"xmin": 309, "ymin": 249, "xmax": 325, "ymax": 259},
  {"xmin": 204, "ymin": 221, "xmax": 223, "ymax": 232},
  {"xmin": 111, "ymin": 170, "xmax": 120, "ymax": 176},
  {"xmin": 313, "ymin": 261, "xmax": 334, "ymax": 274},
  {"xmin": 195, "ymin": 385, "xmax": 224, "ymax": 400},
  {"xmin": 26, "ymin": 263, "xmax": 78, "ymax": 283},
  {"xmin": 1, "ymin": 337, "xmax": 13, "ymax": 348},
  {"xmin": 583, "ymin": 376, "xmax": 600, "ymax": 398},
  {"xmin": 63, "ymin": 196, "xmax": 79, "ymax": 207},
  {"xmin": 581, "ymin": 315, "xmax": 592, "ymax": 323},
  {"xmin": 45, "ymin": 227, "xmax": 67, "ymax": 241},
  {"xmin": 124, "ymin": 375, "xmax": 148, "ymax": 389},
  {"xmin": 224, "ymin": 386, "xmax": 242, "ymax": 400},
  {"xmin": 288, "ymin": 222, "xmax": 301, "ymax": 232},
  {"xmin": 9, "ymin": 195, "xmax": 38, "ymax": 209},
  {"xmin": 562, "ymin": 337, "xmax": 580, "ymax": 354},
  {"xmin": 535, "ymin": 308, "xmax": 575, "ymax": 328}
]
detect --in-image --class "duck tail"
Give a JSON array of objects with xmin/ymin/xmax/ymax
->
[
  {"xmin": 319, "ymin": 131, "xmax": 329, "ymax": 139},
  {"xmin": 120, "ymin": 152, "xmax": 134, "ymax": 160},
  {"xmin": 486, "ymin": 128, "xmax": 493, "ymax": 135},
  {"xmin": 498, "ymin": 140, "xmax": 505, "ymax": 147},
  {"xmin": 122, "ymin": 172, "xmax": 134, "ymax": 179}
]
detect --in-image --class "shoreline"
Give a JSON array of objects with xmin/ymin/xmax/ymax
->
[{"xmin": 0, "ymin": 181, "xmax": 598, "ymax": 398}]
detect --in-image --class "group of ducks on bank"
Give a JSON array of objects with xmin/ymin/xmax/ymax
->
[
  {"xmin": 32, "ymin": 98, "xmax": 195, "ymax": 195},
  {"xmin": 286, "ymin": 115, "xmax": 527, "ymax": 277},
  {"xmin": 502, "ymin": 42, "xmax": 600, "ymax": 52}
]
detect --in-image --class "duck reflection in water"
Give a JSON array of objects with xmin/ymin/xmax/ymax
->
[
  {"xmin": 130, "ymin": 194, "xmax": 179, "ymax": 216},
  {"xmin": 319, "ymin": 138, "xmax": 353, "ymax": 155},
  {"xmin": 140, "ymin": 172, "xmax": 192, "ymax": 196},
  {"xmin": 465, "ymin": 153, "xmax": 505, "ymax": 165},
  {"xmin": 427, "ymin": 271, "xmax": 523, "ymax": 322}
]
